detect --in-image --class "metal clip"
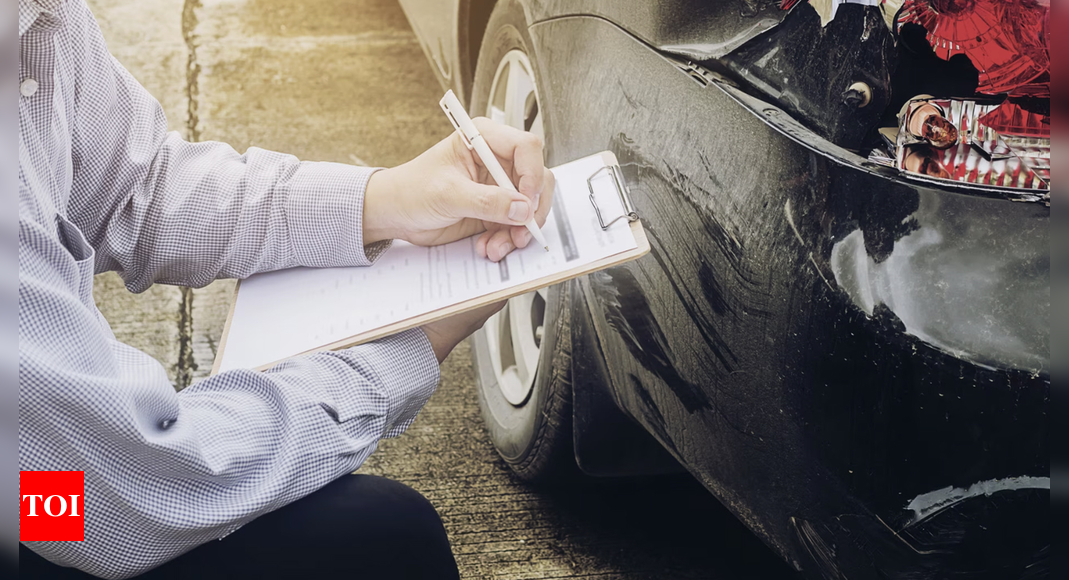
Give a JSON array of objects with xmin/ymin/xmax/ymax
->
[{"xmin": 587, "ymin": 164, "xmax": 638, "ymax": 230}]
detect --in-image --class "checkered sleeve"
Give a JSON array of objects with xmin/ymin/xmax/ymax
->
[
  {"xmin": 65, "ymin": 2, "xmax": 386, "ymax": 291},
  {"xmin": 19, "ymin": 4, "xmax": 444, "ymax": 577},
  {"xmin": 19, "ymin": 216, "xmax": 440, "ymax": 579}
]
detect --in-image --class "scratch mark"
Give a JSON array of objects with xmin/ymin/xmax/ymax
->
[
  {"xmin": 590, "ymin": 269, "xmax": 711, "ymax": 413},
  {"xmin": 904, "ymin": 476, "xmax": 1050, "ymax": 528},
  {"xmin": 629, "ymin": 374, "xmax": 682, "ymax": 457},
  {"xmin": 645, "ymin": 228, "xmax": 739, "ymax": 373},
  {"xmin": 790, "ymin": 517, "xmax": 845, "ymax": 580},
  {"xmin": 617, "ymin": 78, "xmax": 645, "ymax": 110}
]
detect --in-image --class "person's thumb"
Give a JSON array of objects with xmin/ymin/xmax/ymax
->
[{"xmin": 457, "ymin": 181, "xmax": 532, "ymax": 226}]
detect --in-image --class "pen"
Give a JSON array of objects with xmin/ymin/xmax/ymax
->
[{"xmin": 439, "ymin": 90, "xmax": 550, "ymax": 251}]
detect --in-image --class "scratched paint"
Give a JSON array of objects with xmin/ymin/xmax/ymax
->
[
  {"xmin": 527, "ymin": 11, "xmax": 1047, "ymax": 578},
  {"xmin": 904, "ymin": 476, "xmax": 1051, "ymax": 527},
  {"xmin": 588, "ymin": 269, "xmax": 711, "ymax": 414},
  {"xmin": 627, "ymin": 374, "xmax": 683, "ymax": 458}
]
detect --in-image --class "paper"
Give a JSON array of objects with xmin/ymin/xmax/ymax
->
[{"xmin": 216, "ymin": 154, "xmax": 637, "ymax": 372}]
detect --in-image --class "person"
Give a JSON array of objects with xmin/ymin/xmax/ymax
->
[{"xmin": 17, "ymin": 0, "xmax": 554, "ymax": 578}]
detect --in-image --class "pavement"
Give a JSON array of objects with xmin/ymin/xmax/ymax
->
[{"xmin": 88, "ymin": 0, "xmax": 795, "ymax": 578}]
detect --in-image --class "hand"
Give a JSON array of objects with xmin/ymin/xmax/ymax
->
[
  {"xmin": 362, "ymin": 118, "xmax": 555, "ymax": 262},
  {"xmin": 421, "ymin": 301, "xmax": 506, "ymax": 363}
]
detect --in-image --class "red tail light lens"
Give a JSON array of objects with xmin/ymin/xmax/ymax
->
[
  {"xmin": 896, "ymin": 0, "xmax": 1050, "ymax": 96},
  {"xmin": 888, "ymin": 96, "xmax": 1050, "ymax": 191},
  {"xmin": 978, "ymin": 101, "xmax": 1050, "ymax": 138}
]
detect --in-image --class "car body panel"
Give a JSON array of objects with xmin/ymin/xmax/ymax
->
[
  {"xmin": 525, "ymin": 0, "xmax": 789, "ymax": 60},
  {"xmin": 397, "ymin": 2, "xmax": 1050, "ymax": 577},
  {"xmin": 527, "ymin": 14, "xmax": 1048, "ymax": 576},
  {"xmin": 570, "ymin": 279, "xmax": 685, "ymax": 478},
  {"xmin": 716, "ymin": 4, "xmax": 896, "ymax": 150},
  {"xmin": 399, "ymin": 0, "xmax": 792, "ymax": 107},
  {"xmin": 397, "ymin": 0, "xmax": 465, "ymax": 99}
]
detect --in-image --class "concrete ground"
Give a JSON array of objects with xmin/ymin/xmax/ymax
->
[{"xmin": 88, "ymin": 0, "xmax": 795, "ymax": 578}]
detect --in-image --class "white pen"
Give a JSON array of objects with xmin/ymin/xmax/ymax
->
[{"xmin": 439, "ymin": 90, "xmax": 550, "ymax": 251}]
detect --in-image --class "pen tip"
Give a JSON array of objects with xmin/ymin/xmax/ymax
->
[{"xmin": 544, "ymin": 246, "xmax": 550, "ymax": 252}]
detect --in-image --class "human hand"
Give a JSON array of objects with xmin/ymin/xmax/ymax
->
[
  {"xmin": 421, "ymin": 301, "xmax": 506, "ymax": 363},
  {"xmin": 362, "ymin": 118, "xmax": 555, "ymax": 262}
]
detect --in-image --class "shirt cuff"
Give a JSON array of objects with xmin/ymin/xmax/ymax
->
[
  {"xmin": 333, "ymin": 328, "xmax": 441, "ymax": 438},
  {"xmin": 283, "ymin": 161, "xmax": 392, "ymax": 267}
]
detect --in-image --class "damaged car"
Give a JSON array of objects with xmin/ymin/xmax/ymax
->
[{"xmin": 397, "ymin": 0, "xmax": 1050, "ymax": 578}]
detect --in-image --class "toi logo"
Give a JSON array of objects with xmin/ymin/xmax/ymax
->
[{"xmin": 20, "ymin": 471, "xmax": 85, "ymax": 541}]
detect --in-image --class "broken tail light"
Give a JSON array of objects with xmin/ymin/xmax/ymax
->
[
  {"xmin": 880, "ymin": 96, "xmax": 1049, "ymax": 192},
  {"xmin": 895, "ymin": 0, "xmax": 1050, "ymax": 97},
  {"xmin": 884, "ymin": 0, "xmax": 1050, "ymax": 193},
  {"xmin": 758, "ymin": 1, "xmax": 1050, "ymax": 195}
]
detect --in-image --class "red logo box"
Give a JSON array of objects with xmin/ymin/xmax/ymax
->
[{"xmin": 20, "ymin": 471, "xmax": 85, "ymax": 541}]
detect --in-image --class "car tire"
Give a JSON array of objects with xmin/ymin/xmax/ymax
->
[{"xmin": 468, "ymin": 0, "xmax": 578, "ymax": 484}]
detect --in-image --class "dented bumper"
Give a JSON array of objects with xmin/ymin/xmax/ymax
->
[{"xmin": 529, "ymin": 11, "xmax": 1048, "ymax": 580}]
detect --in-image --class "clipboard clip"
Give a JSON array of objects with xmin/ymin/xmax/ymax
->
[{"xmin": 587, "ymin": 164, "xmax": 639, "ymax": 230}]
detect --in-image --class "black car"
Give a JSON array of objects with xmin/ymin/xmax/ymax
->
[{"xmin": 397, "ymin": 1, "xmax": 1050, "ymax": 578}]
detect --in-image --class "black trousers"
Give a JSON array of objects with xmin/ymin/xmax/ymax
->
[{"xmin": 20, "ymin": 475, "xmax": 460, "ymax": 579}]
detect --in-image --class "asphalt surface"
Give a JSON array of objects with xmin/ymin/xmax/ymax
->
[{"xmin": 89, "ymin": 0, "xmax": 796, "ymax": 578}]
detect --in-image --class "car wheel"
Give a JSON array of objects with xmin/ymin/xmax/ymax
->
[{"xmin": 468, "ymin": 0, "xmax": 576, "ymax": 483}]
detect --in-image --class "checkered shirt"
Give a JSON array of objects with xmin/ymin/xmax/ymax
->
[{"xmin": 18, "ymin": 1, "xmax": 441, "ymax": 577}]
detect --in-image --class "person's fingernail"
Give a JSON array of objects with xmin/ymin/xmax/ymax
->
[
  {"xmin": 508, "ymin": 201, "xmax": 529, "ymax": 222},
  {"xmin": 498, "ymin": 241, "xmax": 513, "ymax": 256},
  {"xmin": 523, "ymin": 231, "xmax": 532, "ymax": 245}
]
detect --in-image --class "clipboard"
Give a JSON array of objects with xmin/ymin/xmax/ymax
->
[{"xmin": 211, "ymin": 151, "xmax": 648, "ymax": 374}]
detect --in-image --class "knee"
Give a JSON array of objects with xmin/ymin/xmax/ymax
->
[
  {"xmin": 334, "ymin": 476, "xmax": 457, "ymax": 577},
  {"xmin": 343, "ymin": 475, "xmax": 447, "ymax": 541}
]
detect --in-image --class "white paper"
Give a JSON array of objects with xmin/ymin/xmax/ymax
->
[{"xmin": 217, "ymin": 154, "xmax": 637, "ymax": 372}]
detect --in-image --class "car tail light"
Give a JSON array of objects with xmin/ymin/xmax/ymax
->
[
  {"xmin": 978, "ymin": 101, "xmax": 1051, "ymax": 183},
  {"xmin": 885, "ymin": 0, "xmax": 1050, "ymax": 192},
  {"xmin": 754, "ymin": 1, "xmax": 1051, "ymax": 196},
  {"xmin": 895, "ymin": 0, "xmax": 1050, "ymax": 97},
  {"xmin": 877, "ymin": 96, "xmax": 1049, "ymax": 191}
]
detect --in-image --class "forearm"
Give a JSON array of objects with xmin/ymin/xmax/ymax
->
[
  {"xmin": 20, "ymin": 328, "xmax": 438, "ymax": 579},
  {"xmin": 86, "ymin": 133, "xmax": 388, "ymax": 290},
  {"xmin": 20, "ymin": 202, "xmax": 441, "ymax": 578},
  {"xmin": 66, "ymin": 8, "xmax": 388, "ymax": 290}
]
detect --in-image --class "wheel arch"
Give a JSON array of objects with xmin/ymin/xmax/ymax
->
[
  {"xmin": 460, "ymin": 0, "xmax": 498, "ymax": 106},
  {"xmin": 571, "ymin": 279, "xmax": 684, "ymax": 477},
  {"xmin": 464, "ymin": 2, "xmax": 679, "ymax": 478}
]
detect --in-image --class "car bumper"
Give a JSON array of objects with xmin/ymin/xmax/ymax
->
[{"xmin": 529, "ymin": 13, "xmax": 1048, "ymax": 579}]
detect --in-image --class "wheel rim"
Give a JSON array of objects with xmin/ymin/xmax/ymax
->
[{"xmin": 483, "ymin": 49, "xmax": 545, "ymax": 407}]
